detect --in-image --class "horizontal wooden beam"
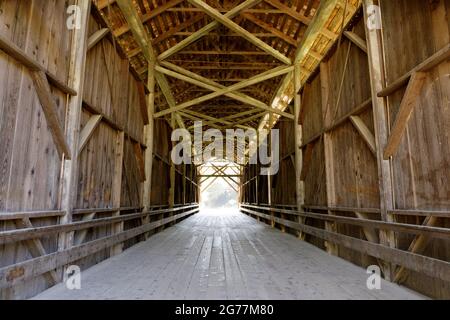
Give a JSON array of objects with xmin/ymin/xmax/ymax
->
[
  {"xmin": 0, "ymin": 210, "xmax": 66, "ymax": 221},
  {"xmin": 0, "ymin": 34, "xmax": 77, "ymax": 95},
  {"xmin": 0, "ymin": 206, "xmax": 199, "ymax": 289},
  {"xmin": 240, "ymin": 206, "xmax": 450, "ymax": 282},
  {"xmin": 378, "ymin": 43, "xmax": 450, "ymax": 97},
  {"xmin": 301, "ymin": 98, "xmax": 373, "ymax": 147}
]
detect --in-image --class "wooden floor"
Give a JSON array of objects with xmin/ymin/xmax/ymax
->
[{"xmin": 35, "ymin": 210, "xmax": 423, "ymax": 300}]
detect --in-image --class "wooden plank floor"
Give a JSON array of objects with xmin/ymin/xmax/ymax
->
[{"xmin": 35, "ymin": 210, "xmax": 423, "ymax": 300}]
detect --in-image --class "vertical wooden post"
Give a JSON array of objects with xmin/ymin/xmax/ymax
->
[
  {"xmin": 142, "ymin": 64, "xmax": 155, "ymax": 238},
  {"xmin": 294, "ymin": 64, "xmax": 305, "ymax": 238},
  {"xmin": 110, "ymin": 131, "xmax": 125, "ymax": 256},
  {"xmin": 169, "ymin": 115, "xmax": 176, "ymax": 225},
  {"xmin": 320, "ymin": 61, "xmax": 339, "ymax": 255},
  {"xmin": 58, "ymin": 0, "xmax": 92, "ymax": 274},
  {"xmin": 182, "ymin": 164, "xmax": 187, "ymax": 205},
  {"xmin": 364, "ymin": 0, "xmax": 396, "ymax": 280}
]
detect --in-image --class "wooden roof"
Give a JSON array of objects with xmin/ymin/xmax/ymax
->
[{"xmin": 92, "ymin": 0, "xmax": 360, "ymax": 134}]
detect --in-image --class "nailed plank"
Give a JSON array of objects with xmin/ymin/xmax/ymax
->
[
  {"xmin": 383, "ymin": 71, "xmax": 427, "ymax": 159},
  {"xmin": 30, "ymin": 71, "xmax": 71, "ymax": 159}
]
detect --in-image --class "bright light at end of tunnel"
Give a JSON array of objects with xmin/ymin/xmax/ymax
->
[{"xmin": 199, "ymin": 159, "xmax": 240, "ymax": 213}]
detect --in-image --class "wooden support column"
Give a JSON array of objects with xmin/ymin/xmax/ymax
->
[
  {"xmin": 265, "ymin": 125, "xmax": 275, "ymax": 227},
  {"xmin": 364, "ymin": 0, "xmax": 397, "ymax": 281},
  {"xmin": 142, "ymin": 65, "xmax": 156, "ymax": 238},
  {"xmin": 110, "ymin": 131, "xmax": 125, "ymax": 256},
  {"xmin": 294, "ymin": 64, "xmax": 305, "ymax": 238},
  {"xmin": 320, "ymin": 61, "xmax": 339, "ymax": 255},
  {"xmin": 169, "ymin": 115, "xmax": 176, "ymax": 226},
  {"xmin": 58, "ymin": 0, "xmax": 91, "ymax": 272}
]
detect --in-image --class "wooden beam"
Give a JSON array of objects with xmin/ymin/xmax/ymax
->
[
  {"xmin": 133, "ymin": 142, "xmax": 146, "ymax": 182},
  {"xmin": 242, "ymin": 13, "xmax": 298, "ymax": 46},
  {"xmin": 58, "ymin": 0, "xmax": 92, "ymax": 263},
  {"xmin": 378, "ymin": 43, "xmax": 450, "ymax": 97},
  {"xmin": 142, "ymin": 66, "xmax": 156, "ymax": 239},
  {"xmin": 350, "ymin": 115, "xmax": 376, "ymax": 156},
  {"xmin": 187, "ymin": 0, "xmax": 291, "ymax": 64},
  {"xmin": 364, "ymin": 0, "xmax": 397, "ymax": 280},
  {"xmin": 159, "ymin": 62, "xmax": 294, "ymax": 119},
  {"xmin": 113, "ymin": 0, "xmax": 184, "ymax": 37},
  {"xmin": 344, "ymin": 31, "xmax": 367, "ymax": 54},
  {"xmin": 87, "ymin": 28, "xmax": 110, "ymax": 51},
  {"xmin": 115, "ymin": 0, "xmax": 186, "ymax": 130},
  {"xmin": 0, "ymin": 34, "xmax": 77, "ymax": 95},
  {"xmin": 111, "ymin": 131, "xmax": 125, "ymax": 256},
  {"xmin": 383, "ymin": 72, "xmax": 427, "ymax": 159},
  {"xmin": 393, "ymin": 216, "xmax": 440, "ymax": 283},
  {"xmin": 14, "ymin": 218, "xmax": 59, "ymax": 285},
  {"xmin": 300, "ymin": 142, "xmax": 314, "ymax": 181},
  {"xmin": 0, "ymin": 207, "xmax": 199, "ymax": 289},
  {"xmin": 152, "ymin": 14, "xmax": 205, "ymax": 46},
  {"xmin": 0, "ymin": 211, "xmax": 65, "ymax": 221},
  {"xmin": 264, "ymin": 0, "xmax": 312, "ymax": 26},
  {"xmin": 240, "ymin": 207, "xmax": 450, "ymax": 283},
  {"xmin": 154, "ymin": 65, "xmax": 294, "ymax": 118},
  {"xmin": 30, "ymin": 71, "xmax": 71, "ymax": 159},
  {"xmin": 158, "ymin": 0, "xmax": 263, "ymax": 60},
  {"xmin": 78, "ymin": 115, "xmax": 103, "ymax": 153},
  {"xmin": 320, "ymin": 61, "xmax": 338, "ymax": 255},
  {"xmin": 137, "ymin": 82, "xmax": 150, "ymax": 125}
]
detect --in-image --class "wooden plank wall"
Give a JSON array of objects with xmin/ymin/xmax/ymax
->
[
  {"xmin": 0, "ymin": 0, "xmax": 73, "ymax": 300},
  {"xmin": 0, "ymin": 4, "xmax": 199, "ymax": 299},
  {"xmin": 241, "ymin": 3, "xmax": 450, "ymax": 299},
  {"xmin": 379, "ymin": 0, "xmax": 450, "ymax": 299}
]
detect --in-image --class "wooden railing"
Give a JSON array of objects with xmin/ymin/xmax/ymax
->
[
  {"xmin": 0, "ymin": 204, "xmax": 199, "ymax": 289},
  {"xmin": 240, "ymin": 204, "xmax": 450, "ymax": 282}
]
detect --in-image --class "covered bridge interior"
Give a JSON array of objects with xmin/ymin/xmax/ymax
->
[{"xmin": 0, "ymin": 0, "xmax": 449, "ymax": 300}]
